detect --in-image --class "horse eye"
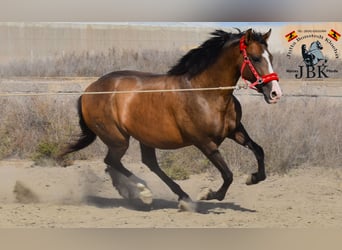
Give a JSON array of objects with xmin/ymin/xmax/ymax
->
[{"xmin": 251, "ymin": 56, "xmax": 261, "ymax": 63}]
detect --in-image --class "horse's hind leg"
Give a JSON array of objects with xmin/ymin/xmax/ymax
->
[
  {"xmin": 140, "ymin": 143, "xmax": 196, "ymax": 211},
  {"xmin": 228, "ymin": 123, "xmax": 266, "ymax": 185},
  {"xmin": 105, "ymin": 144, "xmax": 152, "ymax": 205}
]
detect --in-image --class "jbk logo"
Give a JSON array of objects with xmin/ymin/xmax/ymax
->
[
  {"xmin": 295, "ymin": 40, "xmax": 328, "ymax": 79},
  {"xmin": 294, "ymin": 65, "xmax": 328, "ymax": 79},
  {"xmin": 285, "ymin": 28, "xmax": 340, "ymax": 79}
]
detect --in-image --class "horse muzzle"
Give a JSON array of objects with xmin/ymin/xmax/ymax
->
[{"xmin": 265, "ymin": 80, "xmax": 282, "ymax": 104}]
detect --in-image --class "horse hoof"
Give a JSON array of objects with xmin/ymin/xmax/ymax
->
[
  {"xmin": 246, "ymin": 175, "xmax": 254, "ymax": 185},
  {"xmin": 137, "ymin": 183, "xmax": 153, "ymax": 204},
  {"xmin": 178, "ymin": 198, "xmax": 197, "ymax": 212},
  {"xmin": 246, "ymin": 174, "xmax": 265, "ymax": 185},
  {"xmin": 197, "ymin": 188, "xmax": 213, "ymax": 200}
]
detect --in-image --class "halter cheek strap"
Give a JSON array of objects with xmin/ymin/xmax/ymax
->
[{"xmin": 239, "ymin": 36, "xmax": 279, "ymax": 91}]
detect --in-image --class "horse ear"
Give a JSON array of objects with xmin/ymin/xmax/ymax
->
[
  {"xmin": 244, "ymin": 28, "xmax": 253, "ymax": 45},
  {"xmin": 263, "ymin": 29, "xmax": 272, "ymax": 42}
]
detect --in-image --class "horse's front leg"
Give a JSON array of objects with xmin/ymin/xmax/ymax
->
[
  {"xmin": 140, "ymin": 143, "xmax": 196, "ymax": 212},
  {"xmin": 228, "ymin": 123, "xmax": 266, "ymax": 185},
  {"xmin": 196, "ymin": 142, "xmax": 233, "ymax": 201}
]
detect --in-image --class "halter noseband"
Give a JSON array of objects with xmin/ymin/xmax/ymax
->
[{"xmin": 239, "ymin": 36, "xmax": 279, "ymax": 91}]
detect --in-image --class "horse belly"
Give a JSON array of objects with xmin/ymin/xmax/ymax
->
[{"xmin": 125, "ymin": 111, "xmax": 188, "ymax": 149}]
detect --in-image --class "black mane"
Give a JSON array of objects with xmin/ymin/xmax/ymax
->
[{"xmin": 167, "ymin": 29, "xmax": 265, "ymax": 79}]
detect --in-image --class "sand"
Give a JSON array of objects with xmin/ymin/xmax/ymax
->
[{"xmin": 0, "ymin": 159, "xmax": 341, "ymax": 228}]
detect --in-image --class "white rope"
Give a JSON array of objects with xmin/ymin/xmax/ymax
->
[{"xmin": 0, "ymin": 85, "xmax": 243, "ymax": 97}]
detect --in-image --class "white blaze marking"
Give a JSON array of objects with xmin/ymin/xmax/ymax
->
[
  {"xmin": 262, "ymin": 51, "xmax": 282, "ymax": 99},
  {"xmin": 262, "ymin": 50, "xmax": 274, "ymax": 73}
]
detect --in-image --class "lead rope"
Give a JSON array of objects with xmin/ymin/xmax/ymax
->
[{"xmin": 0, "ymin": 85, "xmax": 243, "ymax": 97}]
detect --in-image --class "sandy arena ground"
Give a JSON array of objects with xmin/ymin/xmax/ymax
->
[{"xmin": 0, "ymin": 159, "xmax": 341, "ymax": 228}]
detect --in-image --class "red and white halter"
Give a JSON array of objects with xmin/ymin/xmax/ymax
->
[{"xmin": 239, "ymin": 36, "xmax": 279, "ymax": 91}]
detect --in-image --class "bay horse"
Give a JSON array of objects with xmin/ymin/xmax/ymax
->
[{"xmin": 59, "ymin": 28, "xmax": 282, "ymax": 211}]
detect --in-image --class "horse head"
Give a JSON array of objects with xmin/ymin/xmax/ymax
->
[
  {"xmin": 239, "ymin": 29, "xmax": 282, "ymax": 104},
  {"xmin": 311, "ymin": 40, "xmax": 323, "ymax": 50}
]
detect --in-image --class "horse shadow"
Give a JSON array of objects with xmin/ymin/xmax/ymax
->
[{"xmin": 84, "ymin": 195, "xmax": 256, "ymax": 214}]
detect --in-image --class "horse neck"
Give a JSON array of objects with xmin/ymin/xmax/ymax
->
[{"xmin": 190, "ymin": 45, "xmax": 240, "ymax": 90}]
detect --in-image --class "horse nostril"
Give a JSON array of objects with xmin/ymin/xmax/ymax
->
[{"xmin": 271, "ymin": 91, "xmax": 278, "ymax": 99}]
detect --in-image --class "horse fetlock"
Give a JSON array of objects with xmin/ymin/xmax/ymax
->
[
  {"xmin": 136, "ymin": 183, "xmax": 153, "ymax": 204},
  {"xmin": 197, "ymin": 188, "xmax": 214, "ymax": 200},
  {"xmin": 215, "ymin": 192, "xmax": 226, "ymax": 201},
  {"xmin": 178, "ymin": 197, "xmax": 197, "ymax": 212},
  {"xmin": 197, "ymin": 187, "xmax": 226, "ymax": 201}
]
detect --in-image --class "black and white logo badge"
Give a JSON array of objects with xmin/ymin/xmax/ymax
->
[{"xmin": 285, "ymin": 29, "xmax": 340, "ymax": 79}]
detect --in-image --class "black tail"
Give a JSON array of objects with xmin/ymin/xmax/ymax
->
[{"xmin": 59, "ymin": 96, "xmax": 96, "ymax": 158}]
